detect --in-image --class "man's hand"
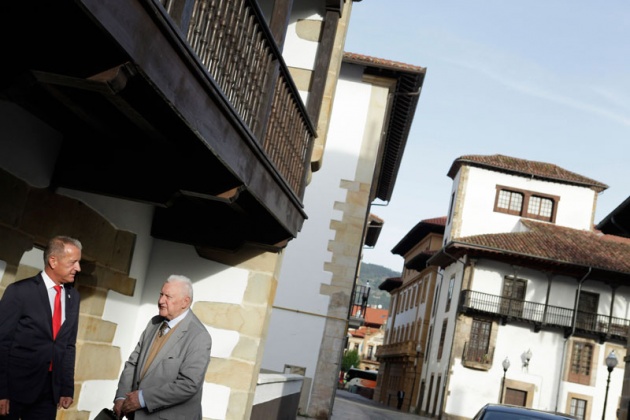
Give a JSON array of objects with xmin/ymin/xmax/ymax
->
[
  {"xmin": 0, "ymin": 399, "xmax": 10, "ymax": 416},
  {"xmin": 58, "ymin": 396, "xmax": 73, "ymax": 409},
  {"xmin": 113, "ymin": 399, "xmax": 125, "ymax": 418},
  {"xmin": 121, "ymin": 391, "xmax": 141, "ymax": 415}
]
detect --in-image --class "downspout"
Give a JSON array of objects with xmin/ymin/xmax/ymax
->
[
  {"xmin": 571, "ymin": 267, "xmax": 592, "ymax": 336},
  {"xmin": 554, "ymin": 267, "xmax": 592, "ymax": 412},
  {"xmin": 608, "ymin": 285, "xmax": 618, "ymax": 333}
]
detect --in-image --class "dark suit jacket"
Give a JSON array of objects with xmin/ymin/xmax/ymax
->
[
  {"xmin": 115, "ymin": 311, "xmax": 212, "ymax": 419},
  {"xmin": 0, "ymin": 273, "xmax": 80, "ymax": 404}
]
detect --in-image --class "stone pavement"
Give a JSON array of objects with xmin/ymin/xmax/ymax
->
[{"xmin": 328, "ymin": 390, "xmax": 431, "ymax": 420}]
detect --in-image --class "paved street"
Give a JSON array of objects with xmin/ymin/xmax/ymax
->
[{"xmin": 329, "ymin": 390, "xmax": 430, "ymax": 420}]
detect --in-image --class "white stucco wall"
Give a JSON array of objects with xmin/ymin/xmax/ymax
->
[
  {"xmin": 282, "ymin": 1, "xmax": 323, "ymax": 72},
  {"xmin": 446, "ymin": 166, "xmax": 598, "ymax": 242},
  {"xmin": 423, "ymin": 257, "xmax": 629, "ymax": 419},
  {"xmin": 261, "ymin": 61, "xmax": 389, "ymax": 402},
  {"xmin": 49, "ymin": 192, "xmax": 247, "ymax": 419}
]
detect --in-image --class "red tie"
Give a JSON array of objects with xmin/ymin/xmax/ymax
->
[
  {"xmin": 52, "ymin": 285, "xmax": 62, "ymax": 339},
  {"xmin": 50, "ymin": 285, "xmax": 62, "ymax": 371}
]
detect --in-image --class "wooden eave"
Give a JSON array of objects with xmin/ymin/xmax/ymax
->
[
  {"xmin": 429, "ymin": 241, "xmax": 630, "ymax": 285},
  {"xmin": 0, "ymin": 0, "xmax": 308, "ymax": 253}
]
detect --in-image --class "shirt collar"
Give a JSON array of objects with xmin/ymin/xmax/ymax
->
[
  {"xmin": 41, "ymin": 271, "xmax": 62, "ymax": 290},
  {"xmin": 166, "ymin": 309, "xmax": 189, "ymax": 329}
]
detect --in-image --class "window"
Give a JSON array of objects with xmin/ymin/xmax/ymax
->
[
  {"xmin": 447, "ymin": 192, "xmax": 455, "ymax": 224},
  {"xmin": 570, "ymin": 398, "xmax": 587, "ymax": 420},
  {"xmin": 432, "ymin": 284, "xmax": 440, "ymax": 316},
  {"xmin": 367, "ymin": 345, "xmax": 374, "ymax": 359},
  {"xmin": 494, "ymin": 185, "xmax": 558, "ymax": 222},
  {"xmin": 421, "ymin": 274, "xmax": 430, "ymax": 303},
  {"xmin": 527, "ymin": 195, "xmax": 553, "ymax": 219},
  {"xmin": 568, "ymin": 341, "xmax": 593, "ymax": 385},
  {"xmin": 500, "ymin": 277, "xmax": 526, "ymax": 317},
  {"xmin": 446, "ymin": 275, "xmax": 455, "ymax": 312},
  {"xmin": 497, "ymin": 189, "xmax": 523, "ymax": 215},
  {"xmin": 425, "ymin": 326, "xmax": 433, "ymax": 363},
  {"xmin": 466, "ymin": 319, "xmax": 491, "ymax": 363},
  {"xmin": 576, "ymin": 291, "xmax": 599, "ymax": 331},
  {"xmin": 437, "ymin": 319, "xmax": 448, "ymax": 360}
]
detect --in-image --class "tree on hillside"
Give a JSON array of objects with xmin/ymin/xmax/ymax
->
[{"xmin": 358, "ymin": 262, "xmax": 400, "ymax": 310}]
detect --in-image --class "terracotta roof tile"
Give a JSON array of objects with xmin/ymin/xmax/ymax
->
[
  {"xmin": 422, "ymin": 216, "xmax": 447, "ymax": 226},
  {"xmin": 392, "ymin": 217, "xmax": 446, "ymax": 256},
  {"xmin": 364, "ymin": 307, "xmax": 388, "ymax": 326},
  {"xmin": 456, "ymin": 219, "xmax": 630, "ymax": 274},
  {"xmin": 343, "ymin": 52, "xmax": 426, "ymax": 73},
  {"xmin": 447, "ymin": 154, "xmax": 608, "ymax": 192}
]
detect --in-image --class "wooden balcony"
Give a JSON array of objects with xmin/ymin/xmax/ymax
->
[
  {"xmin": 0, "ymin": 0, "xmax": 315, "ymax": 253},
  {"xmin": 459, "ymin": 289, "xmax": 630, "ymax": 343},
  {"xmin": 375, "ymin": 340, "xmax": 417, "ymax": 359}
]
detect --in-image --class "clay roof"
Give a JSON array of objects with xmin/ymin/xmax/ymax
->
[
  {"xmin": 447, "ymin": 154, "xmax": 608, "ymax": 192},
  {"xmin": 343, "ymin": 52, "xmax": 426, "ymax": 73},
  {"xmin": 364, "ymin": 307, "xmax": 388, "ymax": 326},
  {"xmin": 365, "ymin": 213, "xmax": 384, "ymax": 247},
  {"xmin": 379, "ymin": 277, "xmax": 402, "ymax": 292},
  {"xmin": 343, "ymin": 52, "xmax": 426, "ymax": 202},
  {"xmin": 392, "ymin": 216, "xmax": 446, "ymax": 256},
  {"xmin": 430, "ymin": 219, "xmax": 630, "ymax": 281}
]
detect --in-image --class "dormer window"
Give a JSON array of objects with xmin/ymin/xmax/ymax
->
[
  {"xmin": 494, "ymin": 185, "xmax": 558, "ymax": 222},
  {"xmin": 497, "ymin": 190, "xmax": 523, "ymax": 215}
]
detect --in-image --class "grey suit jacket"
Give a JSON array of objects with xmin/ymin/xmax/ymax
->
[{"xmin": 115, "ymin": 310, "xmax": 212, "ymax": 420}]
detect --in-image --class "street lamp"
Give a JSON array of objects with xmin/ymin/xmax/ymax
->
[
  {"xmin": 602, "ymin": 350, "xmax": 618, "ymax": 420},
  {"xmin": 499, "ymin": 357, "xmax": 510, "ymax": 404}
]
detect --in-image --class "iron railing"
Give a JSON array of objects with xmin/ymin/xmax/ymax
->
[
  {"xmin": 459, "ymin": 289, "xmax": 630, "ymax": 339},
  {"xmin": 462, "ymin": 342, "xmax": 495, "ymax": 365}
]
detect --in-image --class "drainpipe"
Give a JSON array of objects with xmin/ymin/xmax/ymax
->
[
  {"xmin": 608, "ymin": 285, "xmax": 618, "ymax": 333},
  {"xmin": 554, "ymin": 267, "xmax": 592, "ymax": 412}
]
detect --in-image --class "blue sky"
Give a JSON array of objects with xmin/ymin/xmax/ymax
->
[{"xmin": 343, "ymin": 1, "xmax": 630, "ymax": 271}]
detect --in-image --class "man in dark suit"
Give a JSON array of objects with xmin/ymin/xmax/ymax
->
[
  {"xmin": 0, "ymin": 235, "xmax": 82, "ymax": 419},
  {"xmin": 113, "ymin": 275, "xmax": 212, "ymax": 419}
]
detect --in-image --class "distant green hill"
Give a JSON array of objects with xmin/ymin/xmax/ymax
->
[{"xmin": 358, "ymin": 262, "xmax": 401, "ymax": 310}]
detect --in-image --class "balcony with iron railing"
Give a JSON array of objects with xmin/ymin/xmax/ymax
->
[
  {"xmin": 459, "ymin": 289, "xmax": 630, "ymax": 342},
  {"xmin": 349, "ymin": 284, "xmax": 371, "ymax": 329}
]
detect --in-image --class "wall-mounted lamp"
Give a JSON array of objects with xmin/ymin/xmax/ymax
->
[{"xmin": 521, "ymin": 349, "xmax": 533, "ymax": 369}]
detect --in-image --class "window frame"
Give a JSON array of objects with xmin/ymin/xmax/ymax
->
[
  {"xmin": 466, "ymin": 318, "xmax": 492, "ymax": 364},
  {"xmin": 494, "ymin": 185, "xmax": 559, "ymax": 223},
  {"xmin": 568, "ymin": 341, "xmax": 593, "ymax": 385},
  {"xmin": 437, "ymin": 319, "xmax": 448, "ymax": 360}
]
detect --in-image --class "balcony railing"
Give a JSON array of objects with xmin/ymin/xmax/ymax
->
[
  {"xmin": 160, "ymin": 0, "xmax": 315, "ymax": 198},
  {"xmin": 375, "ymin": 341, "xmax": 416, "ymax": 359},
  {"xmin": 349, "ymin": 284, "xmax": 371, "ymax": 328},
  {"xmin": 462, "ymin": 342, "xmax": 495, "ymax": 368},
  {"xmin": 459, "ymin": 289, "xmax": 630, "ymax": 341}
]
